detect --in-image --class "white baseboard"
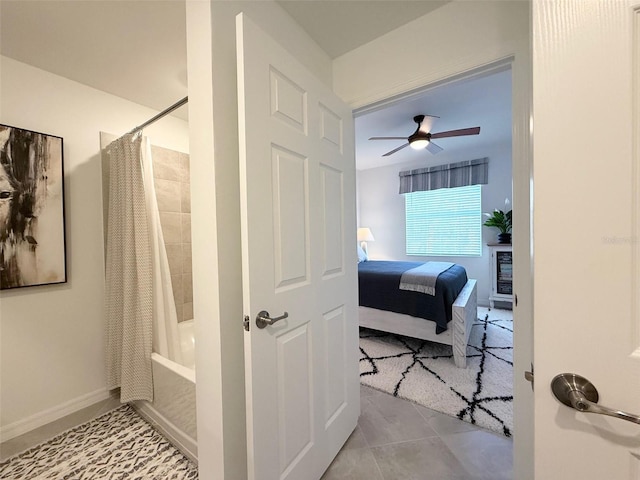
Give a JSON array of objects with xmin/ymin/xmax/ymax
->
[{"xmin": 0, "ymin": 388, "xmax": 111, "ymax": 442}]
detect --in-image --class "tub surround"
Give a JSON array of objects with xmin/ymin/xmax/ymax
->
[
  {"xmin": 133, "ymin": 319, "xmax": 197, "ymax": 462},
  {"xmin": 152, "ymin": 145, "xmax": 193, "ymax": 322}
]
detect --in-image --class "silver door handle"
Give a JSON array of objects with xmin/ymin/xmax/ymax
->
[
  {"xmin": 551, "ymin": 373, "xmax": 640, "ymax": 425},
  {"xmin": 256, "ymin": 310, "xmax": 289, "ymax": 329}
]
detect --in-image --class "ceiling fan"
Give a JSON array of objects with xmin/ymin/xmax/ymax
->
[{"xmin": 369, "ymin": 115, "xmax": 481, "ymax": 156}]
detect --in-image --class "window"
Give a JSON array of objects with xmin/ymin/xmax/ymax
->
[{"xmin": 405, "ymin": 184, "xmax": 482, "ymax": 257}]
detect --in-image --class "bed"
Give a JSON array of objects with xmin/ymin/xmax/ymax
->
[{"xmin": 358, "ymin": 260, "xmax": 477, "ymax": 368}]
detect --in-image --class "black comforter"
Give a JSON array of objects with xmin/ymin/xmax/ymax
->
[{"xmin": 358, "ymin": 261, "xmax": 468, "ymax": 334}]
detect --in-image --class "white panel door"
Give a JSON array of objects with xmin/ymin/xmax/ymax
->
[
  {"xmin": 236, "ymin": 13, "xmax": 359, "ymax": 480},
  {"xmin": 532, "ymin": 1, "xmax": 640, "ymax": 478}
]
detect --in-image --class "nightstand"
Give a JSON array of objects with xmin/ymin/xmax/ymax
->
[{"xmin": 488, "ymin": 244, "xmax": 513, "ymax": 308}]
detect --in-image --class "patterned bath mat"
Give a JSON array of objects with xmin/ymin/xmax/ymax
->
[
  {"xmin": 0, "ymin": 405, "xmax": 198, "ymax": 479},
  {"xmin": 359, "ymin": 307, "xmax": 513, "ymax": 437}
]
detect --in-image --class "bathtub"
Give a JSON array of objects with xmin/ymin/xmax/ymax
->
[{"xmin": 133, "ymin": 320, "xmax": 197, "ymax": 463}]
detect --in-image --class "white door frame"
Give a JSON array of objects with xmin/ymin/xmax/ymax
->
[{"xmin": 352, "ymin": 51, "xmax": 534, "ymax": 479}]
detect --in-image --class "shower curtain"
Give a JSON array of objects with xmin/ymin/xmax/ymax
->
[{"xmin": 105, "ymin": 133, "xmax": 182, "ymax": 403}]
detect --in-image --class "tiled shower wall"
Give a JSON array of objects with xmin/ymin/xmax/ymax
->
[{"xmin": 151, "ymin": 145, "xmax": 193, "ymax": 322}]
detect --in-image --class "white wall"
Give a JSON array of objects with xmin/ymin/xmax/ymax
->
[
  {"xmin": 357, "ymin": 143, "xmax": 512, "ymax": 305},
  {"xmin": 333, "ymin": 1, "xmax": 527, "ymax": 109},
  {"xmin": 185, "ymin": 1, "xmax": 333, "ymax": 478},
  {"xmin": 0, "ymin": 56, "xmax": 189, "ymax": 439}
]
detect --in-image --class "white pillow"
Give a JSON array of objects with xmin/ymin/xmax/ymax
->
[{"xmin": 357, "ymin": 244, "xmax": 368, "ymax": 263}]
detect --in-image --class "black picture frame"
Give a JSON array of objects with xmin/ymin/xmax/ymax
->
[{"xmin": 0, "ymin": 124, "xmax": 67, "ymax": 289}]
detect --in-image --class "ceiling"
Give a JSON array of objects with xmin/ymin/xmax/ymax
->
[
  {"xmin": 0, "ymin": 0, "xmax": 189, "ymax": 119},
  {"xmin": 0, "ymin": 0, "xmax": 447, "ymax": 120},
  {"xmin": 355, "ymin": 69, "xmax": 512, "ymax": 170},
  {"xmin": 0, "ymin": 1, "xmax": 510, "ymax": 169},
  {"xmin": 277, "ymin": 1, "xmax": 448, "ymax": 58}
]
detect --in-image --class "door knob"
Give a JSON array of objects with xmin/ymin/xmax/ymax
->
[
  {"xmin": 256, "ymin": 310, "xmax": 289, "ymax": 329},
  {"xmin": 551, "ymin": 373, "xmax": 640, "ymax": 425}
]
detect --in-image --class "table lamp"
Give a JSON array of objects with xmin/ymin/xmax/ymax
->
[{"xmin": 357, "ymin": 227, "xmax": 375, "ymax": 254}]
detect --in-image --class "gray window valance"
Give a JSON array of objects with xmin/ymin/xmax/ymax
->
[{"xmin": 399, "ymin": 157, "xmax": 489, "ymax": 194}]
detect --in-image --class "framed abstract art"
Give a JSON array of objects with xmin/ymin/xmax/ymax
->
[{"xmin": 0, "ymin": 124, "xmax": 66, "ymax": 289}]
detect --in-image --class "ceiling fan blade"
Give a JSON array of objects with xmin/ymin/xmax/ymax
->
[
  {"xmin": 382, "ymin": 143, "xmax": 410, "ymax": 156},
  {"xmin": 430, "ymin": 127, "xmax": 481, "ymax": 139},
  {"xmin": 418, "ymin": 114, "xmax": 439, "ymax": 134},
  {"xmin": 369, "ymin": 136, "xmax": 408, "ymax": 140},
  {"xmin": 426, "ymin": 141, "xmax": 443, "ymax": 155}
]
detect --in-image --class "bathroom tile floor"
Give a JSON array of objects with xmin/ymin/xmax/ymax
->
[
  {"xmin": 0, "ymin": 404, "xmax": 197, "ymax": 479},
  {"xmin": 0, "ymin": 392, "xmax": 122, "ymax": 462},
  {"xmin": 1, "ymin": 386, "xmax": 512, "ymax": 479}
]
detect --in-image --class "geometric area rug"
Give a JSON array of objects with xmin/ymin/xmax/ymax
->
[
  {"xmin": 0, "ymin": 405, "xmax": 198, "ymax": 480},
  {"xmin": 360, "ymin": 307, "xmax": 513, "ymax": 437}
]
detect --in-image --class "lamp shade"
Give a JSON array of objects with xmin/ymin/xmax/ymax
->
[{"xmin": 357, "ymin": 227, "xmax": 375, "ymax": 242}]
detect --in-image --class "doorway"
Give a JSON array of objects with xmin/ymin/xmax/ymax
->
[
  {"xmin": 348, "ymin": 53, "xmax": 532, "ymax": 478},
  {"xmin": 354, "ymin": 64, "xmax": 514, "ymax": 427}
]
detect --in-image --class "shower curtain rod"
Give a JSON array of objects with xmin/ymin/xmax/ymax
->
[{"xmin": 128, "ymin": 96, "xmax": 189, "ymax": 134}]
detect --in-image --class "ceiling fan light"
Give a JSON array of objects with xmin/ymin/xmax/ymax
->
[{"xmin": 410, "ymin": 139, "xmax": 429, "ymax": 150}]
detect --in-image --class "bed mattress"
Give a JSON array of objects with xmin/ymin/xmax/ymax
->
[{"xmin": 358, "ymin": 260, "xmax": 468, "ymax": 334}]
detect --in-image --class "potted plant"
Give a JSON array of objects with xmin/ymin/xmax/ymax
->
[{"xmin": 484, "ymin": 198, "xmax": 512, "ymax": 244}]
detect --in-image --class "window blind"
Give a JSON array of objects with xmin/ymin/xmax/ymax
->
[{"xmin": 405, "ymin": 184, "xmax": 482, "ymax": 257}]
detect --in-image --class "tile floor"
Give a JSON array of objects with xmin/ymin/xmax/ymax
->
[
  {"xmin": 321, "ymin": 385, "xmax": 513, "ymax": 480},
  {"xmin": 1, "ymin": 387, "xmax": 513, "ymax": 479},
  {"xmin": 0, "ymin": 393, "xmax": 122, "ymax": 462}
]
